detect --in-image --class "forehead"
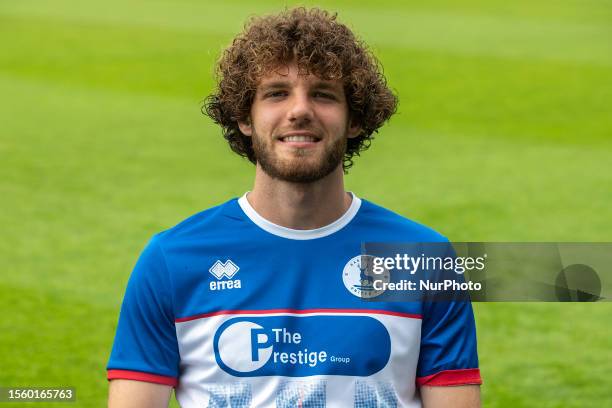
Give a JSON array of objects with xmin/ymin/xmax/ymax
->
[{"xmin": 257, "ymin": 63, "xmax": 344, "ymax": 90}]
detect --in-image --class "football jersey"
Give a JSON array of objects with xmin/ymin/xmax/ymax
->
[{"xmin": 107, "ymin": 194, "xmax": 481, "ymax": 407}]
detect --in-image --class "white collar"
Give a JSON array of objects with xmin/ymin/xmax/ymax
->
[{"xmin": 237, "ymin": 192, "xmax": 361, "ymax": 240}]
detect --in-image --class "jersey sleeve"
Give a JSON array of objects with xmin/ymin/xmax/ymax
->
[
  {"xmin": 416, "ymin": 244, "xmax": 482, "ymax": 387},
  {"xmin": 107, "ymin": 235, "xmax": 180, "ymax": 386}
]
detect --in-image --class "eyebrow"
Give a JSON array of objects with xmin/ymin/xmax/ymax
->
[
  {"xmin": 259, "ymin": 81, "xmax": 291, "ymax": 91},
  {"xmin": 258, "ymin": 80, "xmax": 342, "ymax": 93},
  {"xmin": 311, "ymin": 82, "xmax": 341, "ymax": 91}
]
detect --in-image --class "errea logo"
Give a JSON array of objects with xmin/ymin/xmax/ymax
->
[{"xmin": 209, "ymin": 260, "xmax": 241, "ymax": 291}]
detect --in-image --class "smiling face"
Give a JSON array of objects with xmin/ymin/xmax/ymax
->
[{"xmin": 238, "ymin": 63, "xmax": 361, "ymax": 183}]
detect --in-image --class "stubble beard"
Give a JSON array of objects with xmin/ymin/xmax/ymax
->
[{"xmin": 251, "ymin": 129, "xmax": 347, "ymax": 183}]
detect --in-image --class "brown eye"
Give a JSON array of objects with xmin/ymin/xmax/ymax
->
[
  {"xmin": 314, "ymin": 92, "xmax": 336, "ymax": 100},
  {"xmin": 265, "ymin": 91, "xmax": 287, "ymax": 98}
]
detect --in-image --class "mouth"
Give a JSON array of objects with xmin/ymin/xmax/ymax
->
[{"xmin": 278, "ymin": 132, "xmax": 322, "ymax": 145}]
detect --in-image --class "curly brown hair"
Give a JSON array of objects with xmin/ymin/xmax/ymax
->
[{"xmin": 203, "ymin": 7, "xmax": 397, "ymax": 172}]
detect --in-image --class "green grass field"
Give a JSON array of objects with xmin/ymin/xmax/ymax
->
[{"xmin": 1, "ymin": 0, "xmax": 611, "ymax": 406}]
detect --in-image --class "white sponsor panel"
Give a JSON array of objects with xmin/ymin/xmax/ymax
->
[{"xmin": 174, "ymin": 312, "xmax": 422, "ymax": 408}]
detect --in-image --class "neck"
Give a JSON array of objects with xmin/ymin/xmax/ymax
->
[{"xmin": 247, "ymin": 164, "xmax": 352, "ymax": 230}]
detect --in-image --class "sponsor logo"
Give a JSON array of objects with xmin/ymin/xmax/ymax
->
[
  {"xmin": 343, "ymin": 255, "xmax": 390, "ymax": 298},
  {"xmin": 213, "ymin": 315, "xmax": 390, "ymax": 377},
  {"xmin": 209, "ymin": 260, "xmax": 241, "ymax": 290}
]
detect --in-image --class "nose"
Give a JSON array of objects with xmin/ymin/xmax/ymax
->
[{"xmin": 287, "ymin": 90, "xmax": 313, "ymax": 126}]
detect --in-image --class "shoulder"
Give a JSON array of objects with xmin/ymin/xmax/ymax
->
[
  {"xmin": 355, "ymin": 198, "xmax": 449, "ymax": 243},
  {"xmin": 152, "ymin": 198, "xmax": 244, "ymax": 248}
]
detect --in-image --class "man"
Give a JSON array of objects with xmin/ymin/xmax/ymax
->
[{"xmin": 108, "ymin": 7, "xmax": 482, "ymax": 407}]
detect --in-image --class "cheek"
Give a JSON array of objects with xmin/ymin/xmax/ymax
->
[
  {"xmin": 320, "ymin": 108, "xmax": 350, "ymax": 132},
  {"xmin": 252, "ymin": 104, "xmax": 283, "ymax": 126}
]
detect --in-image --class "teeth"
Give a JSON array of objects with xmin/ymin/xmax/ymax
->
[{"xmin": 283, "ymin": 136, "xmax": 317, "ymax": 142}]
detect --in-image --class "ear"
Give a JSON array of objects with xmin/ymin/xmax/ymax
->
[
  {"xmin": 347, "ymin": 119, "xmax": 361, "ymax": 139},
  {"xmin": 238, "ymin": 117, "xmax": 253, "ymax": 137}
]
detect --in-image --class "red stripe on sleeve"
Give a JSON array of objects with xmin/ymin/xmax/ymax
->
[
  {"xmin": 417, "ymin": 368, "xmax": 482, "ymax": 386},
  {"xmin": 107, "ymin": 369, "xmax": 178, "ymax": 387}
]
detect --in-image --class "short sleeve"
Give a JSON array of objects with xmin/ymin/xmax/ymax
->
[
  {"xmin": 416, "ymin": 244, "xmax": 482, "ymax": 386},
  {"xmin": 107, "ymin": 236, "xmax": 180, "ymax": 386}
]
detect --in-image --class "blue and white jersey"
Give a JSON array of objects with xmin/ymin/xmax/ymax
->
[{"xmin": 108, "ymin": 194, "xmax": 481, "ymax": 407}]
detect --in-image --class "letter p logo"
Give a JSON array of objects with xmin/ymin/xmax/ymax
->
[{"xmin": 250, "ymin": 327, "xmax": 272, "ymax": 361}]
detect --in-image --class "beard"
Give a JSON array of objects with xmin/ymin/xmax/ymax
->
[{"xmin": 251, "ymin": 129, "xmax": 346, "ymax": 183}]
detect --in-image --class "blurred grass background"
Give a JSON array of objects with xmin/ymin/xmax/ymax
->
[{"xmin": 1, "ymin": 0, "xmax": 611, "ymax": 406}]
